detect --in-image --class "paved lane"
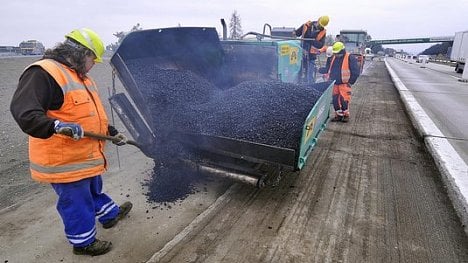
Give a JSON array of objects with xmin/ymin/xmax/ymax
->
[{"xmin": 386, "ymin": 58, "xmax": 468, "ymax": 164}]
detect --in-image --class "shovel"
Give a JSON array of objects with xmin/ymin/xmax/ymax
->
[
  {"xmin": 83, "ymin": 131, "xmax": 140, "ymax": 147},
  {"xmin": 58, "ymin": 129, "xmax": 142, "ymax": 150},
  {"xmin": 81, "ymin": 131, "xmax": 156, "ymax": 158}
]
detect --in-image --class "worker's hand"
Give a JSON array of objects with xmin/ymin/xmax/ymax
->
[
  {"xmin": 54, "ymin": 120, "xmax": 84, "ymax": 140},
  {"xmin": 108, "ymin": 125, "xmax": 127, "ymax": 146},
  {"xmin": 112, "ymin": 133, "xmax": 127, "ymax": 146}
]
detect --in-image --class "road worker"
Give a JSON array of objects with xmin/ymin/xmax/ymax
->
[
  {"xmin": 294, "ymin": 15, "xmax": 329, "ymax": 84},
  {"xmin": 10, "ymin": 28, "xmax": 132, "ymax": 256},
  {"xmin": 320, "ymin": 41, "xmax": 361, "ymax": 122}
]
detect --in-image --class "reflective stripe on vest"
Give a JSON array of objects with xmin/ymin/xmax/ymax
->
[
  {"xmin": 301, "ymin": 21, "xmax": 312, "ymax": 38},
  {"xmin": 309, "ymin": 29, "xmax": 326, "ymax": 54},
  {"xmin": 26, "ymin": 59, "xmax": 108, "ymax": 183},
  {"xmin": 30, "ymin": 159, "xmax": 105, "ymax": 174},
  {"xmin": 328, "ymin": 52, "xmax": 351, "ymax": 83}
]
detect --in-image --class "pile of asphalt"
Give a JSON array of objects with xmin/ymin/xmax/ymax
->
[
  {"xmin": 143, "ymin": 162, "xmax": 197, "ymax": 204},
  {"xmin": 126, "ymin": 59, "xmax": 217, "ymax": 114},
  {"xmin": 126, "ymin": 61, "xmax": 327, "ymax": 204},
  {"xmin": 181, "ymin": 80, "xmax": 323, "ymax": 149},
  {"xmin": 141, "ymin": 136, "xmax": 210, "ymax": 204}
]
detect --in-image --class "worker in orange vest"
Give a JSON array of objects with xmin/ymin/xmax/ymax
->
[
  {"xmin": 320, "ymin": 42, "xmax": 361, "ymax": 122},
  {"xmin": 294, "ymin": 15, "xmax": 329, "ymax": 84},
  {"xmin": 10, "ymin": 28, "xmax": 132, "ymax": 256}
]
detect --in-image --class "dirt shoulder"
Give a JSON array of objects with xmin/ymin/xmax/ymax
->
[{"xmin": 0, "ymin": 57, "xmax": 231, "ymax": 263}]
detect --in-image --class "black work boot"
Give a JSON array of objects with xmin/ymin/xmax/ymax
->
[
  {"xmin": 102, "ymin": 201, "xmax": 133, "ymax": 229},
  {"xmin": 73, "ymin": 239, "xmax": 112, "ymax": 256},
  {"xmin": 342, "ymin": 116, "xmax": 350, "ymax": 123},
  {"xmin": 331, "ymin": 116, "xmax": 343, "ymax": 122}
]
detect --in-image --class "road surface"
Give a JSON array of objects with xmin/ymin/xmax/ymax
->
[
  {"xmin": 386, "ymin": 58, "xmax": 468, "ymax": 164},
  {"xmin": 1, "ymin": 57, "xmax": 467, "ymax": 262}
]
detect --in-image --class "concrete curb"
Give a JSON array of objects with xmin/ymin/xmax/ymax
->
[{"xmin": 385, "ymin": 59, "xmax": 468, "ymax": 235}]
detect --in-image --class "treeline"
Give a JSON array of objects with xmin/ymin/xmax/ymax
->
[{"xmin": 420, "ymin": 42, "xmax": 451, "ymax": 56}]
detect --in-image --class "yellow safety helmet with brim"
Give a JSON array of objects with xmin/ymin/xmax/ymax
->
[
  {"xmin": 318, "ymin": 16, "xmax": 329, "ymax": 28},
  {"xmin": 65, "ymin": 28, "xmax": 105, "ymax": 63},
  {"xmin": 332, "ymin": 42, "xmax": 345, "ymax": 53}
]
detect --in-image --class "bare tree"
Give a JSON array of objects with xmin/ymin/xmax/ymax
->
[
  {"xmin": 131, "ymin": 23, "xmax": 143, "ymax": 32},
  {"xmin": 106, "ymin": 23, "xmax": 143, "ymax": 51},
  {"xmin": 229, "ymin": 10, "xmax": 243, "ymax": 39}
]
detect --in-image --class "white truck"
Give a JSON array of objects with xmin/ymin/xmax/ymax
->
[{"xmin": 450, "ymin": 30, "xmax": 468, "ymax": 73}]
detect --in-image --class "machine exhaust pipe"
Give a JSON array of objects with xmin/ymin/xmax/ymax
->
[
  {"xmin": 263, "ymin": 23, "xmax": 271, "ymax": 35},
  {"xmin": 220, "ymin": 18, "xmax": 227, "ymax": 40}
]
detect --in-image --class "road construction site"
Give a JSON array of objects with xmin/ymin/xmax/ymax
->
[{"xmin": 1, "ymin": 54, "xmax": 468, "ymax": 262}]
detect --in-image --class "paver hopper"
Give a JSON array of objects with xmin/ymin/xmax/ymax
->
[{"xmin": 109, "ymin": 27, "xmax": 333, "ymax": 187}]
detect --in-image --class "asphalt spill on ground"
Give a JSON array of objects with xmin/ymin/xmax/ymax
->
[
  {"xmin": 125, "ymin": 59, "xmax": 328, "ymax": 206},
  {"xmin": 142, "ymin": 163, "xmax": 198, "ymax": 204}
]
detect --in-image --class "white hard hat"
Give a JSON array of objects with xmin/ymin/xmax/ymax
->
[{"xmin": 326, "ymin": 46, "xmax": 333, "ymax": 57}]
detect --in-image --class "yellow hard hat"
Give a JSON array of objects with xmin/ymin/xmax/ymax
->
[
  {"xmin": 65, "ymin": 28, "xmax": 105, "ymax": 63},
  {"xmin": 318, "ymin": 16, "xmax": 329, "ymax": 27},
  {"xmin": 332, "ymin": 42, "xmax": 345, "ymax": 53}
]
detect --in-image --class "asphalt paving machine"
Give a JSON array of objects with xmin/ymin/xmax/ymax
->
[{"xmin": 108, "ymin": 25, "xmax": 334, "ymax": 188}]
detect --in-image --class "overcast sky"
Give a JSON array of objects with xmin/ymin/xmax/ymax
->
[{"xmin": 1, "ymin": 0, "xmax": 467, "ymax": 54}]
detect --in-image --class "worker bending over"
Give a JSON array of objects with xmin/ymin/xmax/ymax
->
[
  {"xmin": 320, "ymin": 42, "xmax": 360, "ymax": 122},
  {"xmin": 10, "ymin": 28, "xmax": 132, "ymax": 256},
  {"xmin": 295, "ymin": 15, "xmax": 329, "ymax": 84}
]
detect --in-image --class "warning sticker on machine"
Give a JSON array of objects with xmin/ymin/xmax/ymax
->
[
  {"xmin": 289, "ymin": 47, "xmax": 299, "ymax": 64},
  {"xmin": 305, "ymin": 116, "xmax": 317, "ymax": 142},
  {"xmin": 280, "ymin": 45, "xmax": 290, "ymax": 56}
]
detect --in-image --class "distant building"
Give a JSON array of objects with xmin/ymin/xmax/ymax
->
[{"xmin": 19, "ymin": 40, "xmax": 45, "ymax": 55}]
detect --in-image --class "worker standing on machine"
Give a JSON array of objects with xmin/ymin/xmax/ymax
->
[
  {"xmin": 322, "ymin": 42, "xmax": 360, "ymax": 122},
  {"xmin": 10, "ymin": 28, "xmax": 132, "ymax": 256},
  {"xmin": 294, "ymin": 15, "xmax": 329, "ymax": 84}
]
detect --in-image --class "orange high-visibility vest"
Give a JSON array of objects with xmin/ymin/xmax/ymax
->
[
  {"xmin": 328, "ymin": 52, "xmax": 351, "ymax": 83},
  {"xmin": 301, "ymin": 21, "xmax": 327, "ymax": 54},
  {"xmin": 26, "ymin": 59, "xmax": 109, "ymax": 183}
]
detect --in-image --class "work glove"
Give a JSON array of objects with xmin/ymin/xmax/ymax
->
[
  {"xmin": 54, "ymin": 120, "xmax": 84, "ymax": 140},
  {"xmin": 108, "ymin": 125, "xmax": 127, "ymax": 146},
  {"xmin": 112, "ymin": 133, "xmax": 127, "ymax": 146}
]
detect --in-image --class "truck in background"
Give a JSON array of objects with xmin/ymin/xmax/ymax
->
[
  {"xmin": 339, "ymin": 29, "xmax": 368, "ymax": 72},
  {"xmin": 450, "ymin": 30, "xmax": 468, "ymax": 73},
  {"xmin": 417, "ymin": 55, "xmax": 430, "ymax": 63}
]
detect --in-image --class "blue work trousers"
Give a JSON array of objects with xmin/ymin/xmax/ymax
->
[
  {"xmin": 302, "ymin": 52, "xmax": 317, "ymax": 84},
  {"xmin": 51, "ymin": 176, "xmax": 119, "ymax": 247},
  {"xmin": 307, "ymin": 59, "xmax": 317, "ymax": 84}
]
